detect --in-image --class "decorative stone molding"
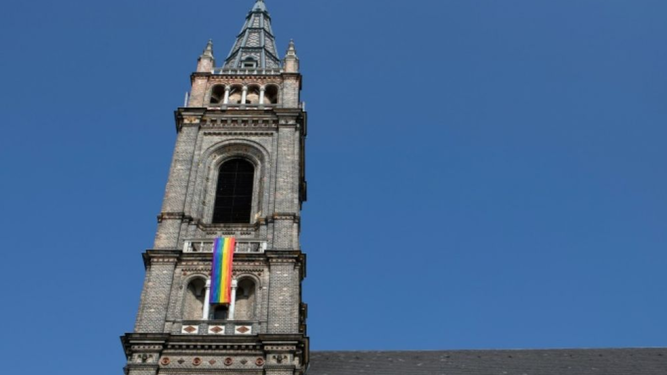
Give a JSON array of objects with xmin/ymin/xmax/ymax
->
[
  {"xmin": 165, "ymin": 343, "xmax": 263, "ymax": 351},
  {"xmin": 208, "ymin": 77, "xmax": 283, "ymax": 85},
  {"xmin": 157, "ymin": 211, "xmax": 185, "ymax": 222},
  {"xmin": 235, "ymin": 325, "xmax": 253, "ymax": 335},
  {"xmin": 181, "ymin": 325, "xmax": 199, "ymax": 334},
  {"xmin": 202, "ymin": 118, "xmax": 278, "ymax": 128},
  {"xmin": 204, "ymin": 131, "xmax": 274, "ymax": 136},
  {"xmin": 151, "ymin": 257, "xmax": 178, "ymax": 264},
  {"xmin": 267, "ymin": 213, "xmax": 301, "ymax": 223},
  {"xmin": 208, "ymin": 325, "xmax": 225, "ymax": 335},
  {"xmin": 131, "ymin": 345, "xmax": 163, "ymax": 351},
  {"xmin": 183, "ymin": 116, "xmax": 200, "ymax": 124},
  {"xmin": 266, "ymin": 345, "xmax": 297, "ymax": 351}
]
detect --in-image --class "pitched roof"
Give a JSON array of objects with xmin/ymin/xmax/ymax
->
[
  {"xmin": 308, "ymin": 349, "xmax": 667, "ymax": 375},
  {"xmin": 223, "ymin": 0, "xmax": 280, "ymax": 69}
]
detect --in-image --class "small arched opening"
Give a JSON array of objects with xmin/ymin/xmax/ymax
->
[
  {"xmin": 182, "ymin": 278, "xmax": 206, "ymax": 320},
  {"xmin": 264, "ymin": 85, "xmax": 279, "ymax": 105},
  {"xmin": 234, "ymin": 278, "xmax": 257, "ymax": 320},
  {"xmin": 209, "ymin": 85, "xmax": 226, "ymax": 105},
  {"xmin": 228, "ymin": 85, "xmax": 244, "ymax": 104},
  {"xmin": 246, "ymin": 85, "xmax": 261, "ymax": 105}
]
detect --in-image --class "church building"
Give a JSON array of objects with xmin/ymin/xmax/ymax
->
[{"xmin": 121, "ymin": 1, "xmax": 665, "ymax": 374}]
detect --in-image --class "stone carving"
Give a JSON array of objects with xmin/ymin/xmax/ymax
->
[{"xmin": 183, "ymin": 116, "xmax": 200, "ymax": 124}]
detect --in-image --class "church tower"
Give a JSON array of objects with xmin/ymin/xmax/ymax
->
[{"xmin": 121, "ymin": 1, "xmax": 309, "ymax": 374}]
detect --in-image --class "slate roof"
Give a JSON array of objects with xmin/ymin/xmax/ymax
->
[
  {"xmin": 224, "ymin": 0, "xmax": 281, "ymax": 69},
  {"xmin": 308, "ymin": 349, "xmax": 667, "ymax": 375}
]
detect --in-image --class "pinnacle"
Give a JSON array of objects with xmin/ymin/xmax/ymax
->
[
  {"xmin": 253, "ymin": 0, "xmax": 267, "ymax": 11},
  {"xmin": 201, "ymin": 39, "xmax": 214, "ymax": 59}
]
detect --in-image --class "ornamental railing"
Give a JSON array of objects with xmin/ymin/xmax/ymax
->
[{"xmin": 182, "ymin": 239, "xmax": 266, "ymax": 254}]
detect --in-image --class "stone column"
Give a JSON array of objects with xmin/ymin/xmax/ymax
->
[
  {"xmin": 223, "ymin": 86, "xmax": 230, "ymax": 104},
  {"xmin": 228, "ymin": 279, "xmax": 239, "ymax": 320},
  {"xmin": 202, "ymin": 279, "xmax": 211, "ymax": 320},
  {"xmin": 241, "ymin": 86, "xmax": 248, "ymax": 105}
]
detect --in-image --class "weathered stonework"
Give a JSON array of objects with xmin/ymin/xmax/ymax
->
[{"xmin": 122, "ymin": 1, "xmax": 309, "ymax": 374}]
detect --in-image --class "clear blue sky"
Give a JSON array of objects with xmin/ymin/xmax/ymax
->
[{"xmin": 1, "ymin": 0, "xmax": 666, "ymax": 374}]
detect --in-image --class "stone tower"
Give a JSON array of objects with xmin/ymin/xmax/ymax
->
[{"xmin": 121, "ymin": 1, "xmax": 309, "ymax": 374}]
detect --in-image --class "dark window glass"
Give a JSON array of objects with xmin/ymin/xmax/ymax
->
[
  {"xmin": 213, "ymin": 305, "xmax": 228, "ymax": 320},
  {"xmin": 213, "ymin": 159, "xmax": 254, "ymax": 223}
]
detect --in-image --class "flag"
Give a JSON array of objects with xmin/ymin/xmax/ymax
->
[{"xmin": 210, "ymin": 237, "xmax": 235, "ymax": 304}]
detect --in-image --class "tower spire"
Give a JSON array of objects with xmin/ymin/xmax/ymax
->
[
  {"xmin": 196, "ymin": 39, "xmax": 215, "ymax": 72},
  {"xmin": 283, "ymin": 39, "xmax": 300, "ymax": 73},
  {"xmin": 201, "ymin": 39, "xmax": 214, "ymax": 59},
  {"xmin": 223, "ymin": 0, "xmax": 280, "ymax": 69}
]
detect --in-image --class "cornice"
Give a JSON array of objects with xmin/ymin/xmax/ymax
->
[
  {"xmin": 201, "ymin": 117, "xmax": 278, "ymax": 129},
  {"xmin": 267, "ymin": 212, "xmax": 301, "ymax": 223},
  {"xmin": 203, "ymin": 131, "xmax": 274, "ymax": 137}
]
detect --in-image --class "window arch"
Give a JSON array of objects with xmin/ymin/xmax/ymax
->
[
  {"xmin": 212, "ymin": 159, "xmax": 255, "ymax": 224},
  {"xmin": 264, "ymin": 85, "xmax": 279, "ymax": 104},
  {"xmin": 182, "ymin": 278, "xmax": 206, "ymax": 320},
  {"xmin": 234, "ymin": 278, "xmax": 257, "ymax": 320},
  {"xmin": 246, "ymin": 85, "xmax": 261, "ymax": 105},
  {"xmin": 209, "ymin": 85, "xmax": 225, "ymax": 105},
  {"xmin": 228, "ymin": 85, "xmax": 243, "ymax": 104}
]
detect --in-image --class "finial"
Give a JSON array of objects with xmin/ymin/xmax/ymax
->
[
  {"xmin": 253, "ymin": 0, "xmax": 267, "ymax": 11},
  {"xmin": 286, "ymin": 39, "xmax": 298, "ymax": 57},
  {"xmin": 201, "ymin": 39, "xmax": 214, "ymax": 59}
]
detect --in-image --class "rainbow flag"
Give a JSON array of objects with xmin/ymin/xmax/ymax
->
[{"xmin": 209, "ymin": 237, "xmax": 235, "ymax": 304}]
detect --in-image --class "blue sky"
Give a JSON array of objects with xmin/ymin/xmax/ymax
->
[{"xmin": 1, "ymin": 0, "xmax": 666, "ymax": 374}]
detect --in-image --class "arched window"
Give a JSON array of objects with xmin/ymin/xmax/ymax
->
[
  {"xmin": 228, "ymin": 85, "xmax": 243, "ymax": 104},
  {"xmin": 234, "ymin": 278, "xmax": 256, "ymax": 320},
  {"xmin": 213, "ymin": 159, "xmax": 254, "ymax": 224},
  {"xmin": 246, "ymin": 85, "xmax": 261, "ymax": 105},
  {"xmin": 265, "ymin": 85, "xmax": 279, "ymax": 104},
  {"xmin": 182, "ymin": 278, "xmax": 206, "ymax": 320},
  {"xmin": 209, "ymin": 85, "xmax": 225, "ymax": 104}
]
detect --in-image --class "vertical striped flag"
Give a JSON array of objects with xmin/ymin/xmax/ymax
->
[{"xmin": 209, "ymin": 237, "xmax": 235, "ymax": 304}]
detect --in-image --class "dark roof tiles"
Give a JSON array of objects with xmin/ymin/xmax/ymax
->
[{"xmin": 308, "ymin": 349, "xmax": 667, "ymax": 375}]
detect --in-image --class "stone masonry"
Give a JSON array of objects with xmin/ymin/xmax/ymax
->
[{"xmin": 121, "ymin": 2, "xmax": 309, "ymax": 374}]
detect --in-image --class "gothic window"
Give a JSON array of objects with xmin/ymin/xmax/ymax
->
[
  {"xmin": 234, "ymin": 278, "xmax": 256, "ymax": 320},
  {"xmin": 264, "ymin": 85, "xmax": 279, "ymax": 104},
  {"xmin": 212, "ymin": 159, "xmax": 254, "ymax": 224},
  {"xmin": 209, "ymin": 85, "xmax": 225, "ymax": 104},
  {"xmin": 182, "ymin": 278, "xmax": 206, "ymax": 320}
]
